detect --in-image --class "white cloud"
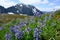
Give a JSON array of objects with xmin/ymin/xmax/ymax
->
[
  {"xmin": 0, "ymin": 0, "xmax": 59, "ymax": 11},
  {"xmin": 19, "ymin": 0, "xmax": 49, "ymax": 11},
  {"xmin": 54, "ymin": 0, "xmax": 60, "ymax": 2},
  {"xmin": 19, "ymin": 0, "xmax": 49, "ymax": 4},
  {"xmin": 0, "ymin": 0, "xmax": 16, "ymax": 8},
  {"xmin": 49, "ymin": 3, "xmax": 54, "ymax": 6},
  {"xmin": 39, "ymin": 8, "xmax": 53, "ymax": 11},
  {"xmin": 54, "ymin": 6, "xmax": 60, "ymax": 10},
  {"xmin": 41, "ymin": 0, "xmax": 49, "ymax": 4},
  {"xmin": 19, "ymin": 0, "xmax": 40, "ymax": 4},
  {"xmin": 0, "ymin": 0, "xmax": 50, "ymax": 11},
  {"xmin": 35, "ymin": 5, "xmax": 55, "ymax": 11},
  {"xmin": 36, "ymin": 6, "xmax": 60, "ymax": 11},
  {"xmin": 55, "ymin": 6, "xmax": 60, "ymax": 9}
]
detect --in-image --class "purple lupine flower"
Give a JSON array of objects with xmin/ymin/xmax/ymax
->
[
  {"xmin": 10, "ymin": 26, "xmax": 14, "ymax": 33},
  {"xmin": 34, "ymin": 28, "xmax": 39, "ymax": 37},
  {"xmin": 10, "ymin": 26, "xmax": 20, "ymax": 34},
  {"xmin": 35, "ymin": 38, "xmax": 39, "ymax": 40},
  {"xmin": 27, "ymin": 27, "xmax": 31, "ymax": 31},
  {"xmin": 34, "ymin": 28, "xmax": 39, "ymax": 40},
  {"xmin": 25, "ymin": 27, "xmax": 31, "ymax": 34},
  {"xmin": 11, "ymin": 25, "xmax": 23, "ymax": 40},
  {"xmin": 15, "ymin": 30, "xmax": 23, "ymax": 40},
  {"xmin": 0, "ymin": 27, "xmax": 4, "ymax": 30},
  {"xmin": 13, "ymin": 25, "xmax": 20, "ymax": 29},
  {"xmin": 19, "ymin": 22, "xmax": 25, "ymax": 25},
  {"xmin": 39, "ymin": 30, "xmax": 42, "ymax": 35},
  {"xmin": 5, "ymin": 33, "xmax": 11, "ymax": 40},
  {"xmin": 34, "ymin": 12, "xmax": 41, "ymax": 17},
  {"xmin": 13, "ymin": 28, "xmax": 20, "ymax": 34},
  {"xmin": 19, "ymin": 22, "xmax": 25, "ymax": 28}
]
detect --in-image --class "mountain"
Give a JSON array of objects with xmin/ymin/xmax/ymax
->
[
  {"xmin": 7, "ymin": 6, "xmax": 18, "ymax": 14},
  {"xmin": 0, "ymin": 3, "xmax": 43, "ymax": 16},
  {"xmin": 0, "ymin": 6, "xmax": 7, "ymax": 13}
]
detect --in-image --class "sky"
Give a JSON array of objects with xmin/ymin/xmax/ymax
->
[{"xmin": 0, "ymin": 0, "xmax": 60, "ymax": 11}]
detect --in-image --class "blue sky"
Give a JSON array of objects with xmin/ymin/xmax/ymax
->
[{"xmin": 0, "ymin": 0, "xmax": 60, "ymax": 11}]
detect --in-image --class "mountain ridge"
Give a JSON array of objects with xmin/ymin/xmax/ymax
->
[{"xmin": 0, "ymin": 3, "xmax": 43, "ymax": 16}]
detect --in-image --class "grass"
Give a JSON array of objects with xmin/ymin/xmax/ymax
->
[
  {"xmin": 0, "ymin": 14, "xmax": 27, "ymax": 23},
  {"xmin": 0, "ymin": 11, "xmax": 60, "ymax": 40}
]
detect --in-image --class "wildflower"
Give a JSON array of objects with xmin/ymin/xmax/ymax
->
[
  {"xmin": 5, "ymin": 33, "xmax": 11, "ymax": 40},
  {"xmin": 19, "ymin": 22, "xmax": 25, "ymax": 28},
  {"xmin": 13, "ymin": 28, "xmax": 20, "ymax": 34},
  {"xmin": 34, "ymin": 12, "xmax": 41, "ymax": 17},
  {"xmin": 10, "ymin": 26, "xmax": 14, "ymax": 33},
  {"xmin": 39, "ymin": 30, "xmax": 42, "ymax": 35},
  {"xmin": 15, "ymin": 30, "xmax": 23, "ymax": 40},
  {"xmin": 34, "ymin": 28, "xmax": 39, "ymax": 40},
  {"xmin": 14, "ymin": 25, "xmax": 20, "ymax": 29},
  {"xmin": 35, "ymin": 38, "xmax": 39, "ymax": 40},
  {"xmin": 0, "ymin": 27, "xmax": 4, "ymax": 30},
  {"xmin": 25, "ymin": 27, "xmax": 31, "ymax": 34},
  {"xmin": 10, "ymin": 26, "xmax": 20, "ymax": 34}
]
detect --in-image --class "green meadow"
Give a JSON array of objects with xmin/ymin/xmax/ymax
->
[{"xmin": 0, "ymin": 10, "xmax": 60, "ymax": 40}]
